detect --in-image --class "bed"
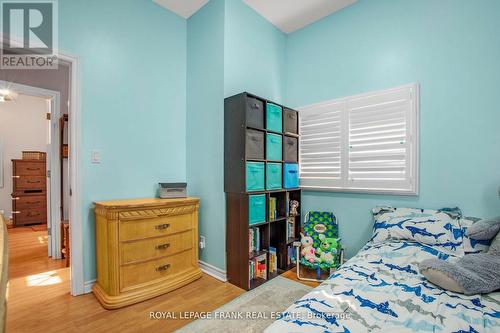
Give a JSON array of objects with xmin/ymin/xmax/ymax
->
[{"xmin": 265, "ymin": 208, "xmax": 500, "ymax": 333}]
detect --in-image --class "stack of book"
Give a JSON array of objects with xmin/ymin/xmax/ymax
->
[
  {"xmin": 249, "ymin": 253, "xmax": 267, "ymax": 281},
  {"xmin": 268, "ymin": 197, "xmax": 277, "ymax": 220},
  {"xmin": 249, "ymin": 227, "xmax": 260, "ymax": 254},
  {"xmin": 268, "ymin": 247, "xmax": 277, "ymax": 274}
]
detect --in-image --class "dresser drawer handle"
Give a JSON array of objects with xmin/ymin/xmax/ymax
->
[
  {"xmin": 12, "ymin": 176, "xmax": 20, "ymax": 179},
  {"xmin": 27, "ymin": 180, "xmax": 40, "ymax": 184},
  {"xmin": 155, "ymin": 264, "xmax": 170, "ymax": 272},
  {"xmin": 27, "ymin": 167, "xmax": 40, "ymax": 171},
  {"xmin": 155, "ymin": 223, "xmax": 170, "ymax": 230},
  {"xmin": 12, "ymin": 197, "xmax": 20, "ymax": 201},
  {"xmin": 26, "ymin": 201, "xmax": 41, "ymax": 205},
  {"xmin": 27, "ymin": 212, "xmax": 40, "ymax": 217},
  {"xmin": 155, "ymin": 243, "xmax": 170, "ymax": 250}
]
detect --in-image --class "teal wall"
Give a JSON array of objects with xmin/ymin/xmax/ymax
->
[
  {"xmin": 185, "ymin": 0, "xmax": 286, "ymax": 270},
  {"xmin": 224, "ymin": 0, "xmax": 286, "ymax": 101},
  {"xmin": 187, "ymin": 0, "xmax": 226, "ymax": 269},
  {"xmin": 59, "ymin": 0, "xmax": 187, "ymax": 281},
  {"xmin": 285, "ymin": 0, "xmax": 500, "ymax": 258}
]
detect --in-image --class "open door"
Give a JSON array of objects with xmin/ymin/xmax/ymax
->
[{"xmin": 46, "ymin": 97, "xmax": 62, "ymax": 259}]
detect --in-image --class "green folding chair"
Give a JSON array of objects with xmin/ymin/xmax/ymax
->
[{"xmin": 293, "ymin": 211, "xmax": 344, "ymax": 282}]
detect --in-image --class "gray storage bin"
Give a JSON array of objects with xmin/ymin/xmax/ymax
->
[
  {"xmin": 246, "ymin": 97, "xmax": 264, "ymax": 129},
  {"xmin": 246, "ymin": 129, "xmax": 265, "ymax": 159},
  {"xmin": 284, "ymin": 108, "xmax": 298, "ymax": 134},
  {"xmin": 284, "ymin": 136, "xmax": 298, "ymax": 162},
  {"xmin": 159, "ymin": 183, "xmax": 187, "ymax": 198}
]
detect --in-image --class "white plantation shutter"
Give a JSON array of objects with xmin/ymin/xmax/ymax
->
[
  {"xmin": 299, "ymin": 84, "xmax": 419, "ymax": 194},
  {"xmin": 299, "ymin": 101, "xmax": 346, "ymax": 189}
]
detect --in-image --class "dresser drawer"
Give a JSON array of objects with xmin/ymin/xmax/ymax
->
[
  {"xmin": 120, "ymin": 250, "xmax": 194, "ymax": 291},
  {"xmin": 119, "ymin": 213, "xmax": 193, "ymax": 241},
  {"xmin": 13, "ymin": 195, "xmax": 46, "ymax": 209},
  {"xmin": 120, "ymin": 231, "xmax": 193, "ymax": 265},
  {"xmin": 14, "ymin": 176, "xmax": 46, "ymax": 191},
  {"xmin": 13, "ymin": 208, "xmax": 47, "ymax": 224},
  {"xmin": 14, "ymin": 161, "xmax": 46, "ymax": 176}
]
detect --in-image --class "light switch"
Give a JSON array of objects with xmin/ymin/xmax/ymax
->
[{"xmin": 91, "ymin": 150, "xmax": 101, "ymax": 164}]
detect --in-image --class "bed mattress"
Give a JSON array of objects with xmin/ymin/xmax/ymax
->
[{"xmin": 265, "ymin": 240, "xmax": 500, "ymax": 332}]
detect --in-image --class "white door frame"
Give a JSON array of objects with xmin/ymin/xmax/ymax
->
[
  {"xmin": 58, "ymin": 52, "xmax": 84, "ymax": 296},
  {"xmin": 0, "ymin": 40, "xmax": 84, "ymax": 296}
]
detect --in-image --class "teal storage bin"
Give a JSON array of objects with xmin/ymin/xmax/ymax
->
[
  {"xmin": 249, "ymin": 194, "xmax": 266, "ymax": 225},
  {"xmin": 284, "ymin": 163, "xmax": 299, "ymax": 189},
  {"xmin": 246, "ymin": 162, "xmax": 265, "ymax": 192},
  {"xmin": 266, "ymin": 133, "xmax": 282, "ymax": 161},
  {"xmin": 266, "ymin": 163, "xmax": 282, "ymax": 190},
  {"xmin": 266, "ymin": 103, "xmax": 283, "ymax": 132}
]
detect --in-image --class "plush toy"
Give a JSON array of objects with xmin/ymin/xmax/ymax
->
[
  {"xmin": 316, "ymin": 234, "xmax": 339, "ymax": 265},
  {"xmin": 419, "ymin": 217, "xmax": 500, "ymax": 295},
  {"xmin": 290, "ymin": 200, "xmax": 299, "ymax": 217},
  {"xmin": 300, "ymin": 232, "xmax": 317, "ymax": 263}
]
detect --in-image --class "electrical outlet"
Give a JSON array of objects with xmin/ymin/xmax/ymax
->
[{"xmin": 199, "ymin": 236, "xmax": 206, "ymax": 249}]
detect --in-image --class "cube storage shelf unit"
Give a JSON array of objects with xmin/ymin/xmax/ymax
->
[{"xmin": 225, "ymin": 92, "xmax": 301, "ymax": 291}]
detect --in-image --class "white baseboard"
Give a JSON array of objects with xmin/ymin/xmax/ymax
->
[
  {"xmin": 199, "ymin": 260, "xmax": 227, "ymax": 282},
  {"xmin": 83, "ymin": 279, "xmax": 96, "ymax": 294},
  {"xmin": 81, "ymin": 262, "xmax": 226, "ymax": 295}
]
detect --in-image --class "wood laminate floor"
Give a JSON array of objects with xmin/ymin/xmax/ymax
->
[{"xmin": 6, "ymin": 227, "xmax": 316, "ymax": 333}]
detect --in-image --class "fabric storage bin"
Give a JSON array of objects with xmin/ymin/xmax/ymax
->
[
  {"xmin": 249, "ymin": 194, "xmax": 266, "ymax": 225},
  {"xmin": 283, "ymin": 163, "xmax": 299, "ymax": 189},
  {"xmin": 246, "ymin": 162, "xmax": 265, "ymax": 191},
  {"xmin": 284, "ymin": 136, "xmax": 298, "ymax": 162},
  {"xmin": 246, "ymin": 97, "xmax": 264, "ymax": 129},
  {"xmin": 266, "ymin": 163, "xmax": 282, "ymax": 190},
  {"xmin": 266, "ymin": 133, "xmax": 282, "ymax": 161},
  {"xmin": 284, "ymin": 108, "xmax": 298, "ymax": 134},
  {"xmin": 246, "ymin": 129, "xmax": 264, "ymax": 159},
  {"xmin": 266, "ymin": 103, "xmax": 283, "ymax": 132}
]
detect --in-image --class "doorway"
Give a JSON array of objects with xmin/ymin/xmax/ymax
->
[
  {"xmin": 0, "ymin": 52, "xmax": 83, "ymax": 296},
  {"xmin": 0, "ymin": 82, "xmax": 63, "ymax": 274}
]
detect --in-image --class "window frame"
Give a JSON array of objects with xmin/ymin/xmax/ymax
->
[{"xmin": 298, "ymin": 83, "xmax": 420, "ymax": 196}]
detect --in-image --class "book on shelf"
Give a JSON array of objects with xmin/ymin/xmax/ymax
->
[
  {"xmin": 269, "ymin": 197, "xmax": 277, "ymax": 220},
  {"xmin": 286, "ymin": 217, "xmax": 295, "ymax": 239},
  {"xmin": 286, "ymin": 245, "xmax": 296, "ymax": 266},
  {"xmin": 249, "ymin": 253, "xmax": 268, "ymax": 281},
  {"xmin": 268, "ymin": 246, "xmax": 277, "ymax": 274},
  {"xmin": 285, "ymin": 192, "xmax": 290, "ymax": 216},
  {"xmin": 249, "ymin": 227, "xmax": 261, "ymax": 254}
]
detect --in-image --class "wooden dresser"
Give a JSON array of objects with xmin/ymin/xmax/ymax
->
[
  {"xmin": 11, "ymin": 159, "xmax": 47, "ymax": 227},
  {"xmin": 93, "ymin": 197, "xmax": 202, "ymax": 309}
]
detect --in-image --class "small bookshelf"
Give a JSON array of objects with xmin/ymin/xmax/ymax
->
[{"xmin": 225, "ymin": 92, "xmax": 301, "ymax": 290}]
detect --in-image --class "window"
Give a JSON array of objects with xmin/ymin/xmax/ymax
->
[{"xmin": 299, "ymin": 83, "xmax": 419, "ymax": 195}]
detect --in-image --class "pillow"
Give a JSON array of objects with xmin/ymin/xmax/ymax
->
[
  {"xmin": 372, "ymin": 206, "xmax": 464, "ymax": 254},
  {"xmin": 460, "ymin": 217, "xmax": 491, "ymax": 254},
  {"xmin": 419, "ymin": 253, "xmax": 500, "ymax": 295},
  {"xmin": 466, "ymin": 217, "xmax": 500, "ymax": 240}
]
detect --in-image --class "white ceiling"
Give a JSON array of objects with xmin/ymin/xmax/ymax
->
[
  {"xmin": 153, "ymin": 0, "xmax": 357, "ymax": 33},
  {"xmin": 243, "ymin": 0, "xmax": 357, "ymax": 33},
  {"xmin": 153, "ymin": 0, "xmax": 209, "ymax": 19}
]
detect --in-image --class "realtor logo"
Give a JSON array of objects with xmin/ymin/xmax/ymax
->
[{"xmin": 1, "ymin": 0, "xmax": 58, "ymax": 69}]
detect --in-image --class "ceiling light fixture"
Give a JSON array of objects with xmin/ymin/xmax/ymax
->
[{"xmin": 0, "ymin": 88, "xmax": 18, "ymax": 102}]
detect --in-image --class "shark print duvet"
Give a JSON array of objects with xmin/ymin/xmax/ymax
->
[{"xmin": 265, "ymin": 240, "xmax": 500, "ymax": 333}]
